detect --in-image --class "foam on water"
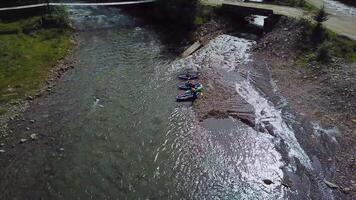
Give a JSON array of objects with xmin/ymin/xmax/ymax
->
[
  {"xmin": 235, "ymin": 80, "xmax": 312, "ymax": 170},
  {"xmin": 172, "ymin": 35, "xmax": 255, "ymax": 72},
  {"xmin": 177, "ymin": 34, "xmax": 312, "ymax": 170}
]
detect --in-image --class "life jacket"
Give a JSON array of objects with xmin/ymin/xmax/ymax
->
[{"xmin": 195, "ymin": 84, "xmax": 203, "ymax": 93}]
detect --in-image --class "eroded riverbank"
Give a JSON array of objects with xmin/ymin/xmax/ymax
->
[{"xmin": 186, "ymin": 16, "xmax": 355, "ymax": 199}]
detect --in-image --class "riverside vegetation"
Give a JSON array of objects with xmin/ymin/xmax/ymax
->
[
  {"xmin": 0, "ymin": 7, "xmax": 72, "ymax": 115},
  {"xmin": 297, "ymin": 7, "xmax": 356, "ymax": 64}
]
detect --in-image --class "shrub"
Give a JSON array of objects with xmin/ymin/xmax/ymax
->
[
  {"xmin": 316, "ymin": 41, "xmax": 332, "ymax": 63},
  {"xmin": 314, "ymin": 6, "xmax": 328, "ymax": 22},
  {"xmin": 311, "ymin": 22, "xmax": 327, "ymax": 45}
]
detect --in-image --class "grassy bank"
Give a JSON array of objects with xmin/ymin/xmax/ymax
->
[
  {"xmin": 0, "ymin": 15, "xmax": 72, "ymax": 108},
  {"xmin": 297, "ymin": 19, "xmax": 356, "ymax": 64}
]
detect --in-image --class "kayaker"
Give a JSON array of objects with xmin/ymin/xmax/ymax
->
[
  {"xmin": 192, "ymin": 87, "xmax": 198, "ymax": 99},
  {"xmin": 195, "ymin": 83, "xmax": 203, "ymax": 93},
  {"xmin": 186, "ymin": 80, "xmax": 195, "ymax": 88},
  {"xmin": 192, "ymin": 83, "xmax": 203, "ymax": 99}
]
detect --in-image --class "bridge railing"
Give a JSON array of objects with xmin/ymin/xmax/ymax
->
[{"xmin": 0, "ymin": 0, "xmax": 156, "ymax": 11}]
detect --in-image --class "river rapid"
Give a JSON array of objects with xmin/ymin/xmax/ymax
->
[{"xmin": 0, "ymin": 4, "xmax": 339, "ymax": 200}]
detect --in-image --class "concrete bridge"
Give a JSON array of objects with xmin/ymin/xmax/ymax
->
[
  {"xmin": 203, "ymin": 0, "xmax": 306, "ymax": 17},
  {"xmin": 202, "ymin": 0, "xmax": 356, "ymax": 41}
]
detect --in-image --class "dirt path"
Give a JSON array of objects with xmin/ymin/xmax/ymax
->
[{"xmin": 306, "ymin": 0, "xmax": 356, "ymax": 40}]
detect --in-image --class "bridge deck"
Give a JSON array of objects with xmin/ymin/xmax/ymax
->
[{"xmin": 210, "ymin": 0, "xmax": 306, "ymax": 18}]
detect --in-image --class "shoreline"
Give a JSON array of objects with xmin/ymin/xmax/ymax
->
[
  {"xmin": 0, "ymin": 33, "xmax": 76, "ymax": 139},
  {"xmin": 190, "ymin": 16, "xmax": 355, "ymax": 198}
]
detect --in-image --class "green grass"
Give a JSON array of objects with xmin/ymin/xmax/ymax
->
[
  {"xmin": 297, "ymin": 19, "xmax": 356, "ymax": 64},
  {"xmin": 0, "ymin": 17, "xmax": 72, "ymax": 104},
  {"xmin": 327, "ymin": 31, "xmax": 356, "ymax": 62},
  {"xmin": 302, "ymin": 1, "xmax": 318, "ymax": 12}
]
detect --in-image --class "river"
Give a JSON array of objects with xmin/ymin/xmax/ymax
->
[{"xmin": 0, "ymin": 4, "xmax": 338, "ymax": 200}]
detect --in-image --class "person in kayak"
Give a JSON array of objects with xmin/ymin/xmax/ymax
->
[{"xmin": 186, "ymin": 80, "xmax": 195, "ymax": 88}]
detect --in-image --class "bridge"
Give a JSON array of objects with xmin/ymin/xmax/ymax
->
[
  {"xmin": 202, "ymin": 0, "xmax": 356, "ymax": 41},
  {"xmin": 1, "ymin": 0, "xmax": 355, "ymax": 40},
  {"xmin": 203, "ymin": 0, "xmax": 306, "ymax": 17},
  {"xmin": 0, "ymin": 0, "xmax": 155, "ymax": 11}
]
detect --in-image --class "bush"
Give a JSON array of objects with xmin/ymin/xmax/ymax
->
[
  {"xmin": 314, "ymin": 6, "xmax": 328, "ymax": 22},
  {"xmin": 316, "ymin": 41, "xmax": 332, "ymax": 63},
  {"xmin": 311, "ymin": 22, "xmax": 327, "ymax": 45}
]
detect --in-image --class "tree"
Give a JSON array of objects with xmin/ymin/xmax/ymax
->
[
  {"xmin": 311, "ymin": 6, "xmax": 328, "ymax": 45},
  {"xmin": 314, "ymin": 6, "xmax": 328, "ymax": 22}
]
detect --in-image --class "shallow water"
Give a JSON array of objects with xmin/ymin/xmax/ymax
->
[{"xmin": 0, "ymin": 5, "xmax": 337, "ymax": 200}]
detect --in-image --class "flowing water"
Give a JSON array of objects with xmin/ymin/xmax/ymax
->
[{"xmin": 0, "ymin": 5, "xmax": 336, "ymax": 200}]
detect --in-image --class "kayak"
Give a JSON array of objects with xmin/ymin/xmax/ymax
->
[
  {"xmin": 178, "ymin": 82, "xmax": 197, "ymax": 90},
  {"xmin": 176, "ymin": 93, "xmax": 197, "ymax": 102},
  {"xmin": 178, "ymin": 73, "xmax": 199, "ymax": 80}
]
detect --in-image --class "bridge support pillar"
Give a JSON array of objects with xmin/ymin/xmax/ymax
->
[{"xmin": 263, "ymin": 15, "xmax": 280, "ymax": 32}]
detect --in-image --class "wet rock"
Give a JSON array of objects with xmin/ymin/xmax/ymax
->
[
  {"xmin": 342, "ymin": 187, "xmax": 351, "ymax": 194},
  {"xmin": 20, "ymin": 138, "xmax": 27, "ymax": 143},
  {"xmin": 59, "ymin": 148, "xmax": 64, "ymax": 151},
  {"xmin": 30, "ymin": 133, "xmax": 37, "ymax": 140},
  {"xmin": 0, "ymin": 143, "xmax": 4, "ymax": 146},
  {"xmin": 25, "ymin": 127, "xmax": 30, "ymax": 131},
  {"xmin": 263, "ymin": 179, "xmax": 274, "ymax": 185},
  {"xmin": 29, "ymin": 120, "xmax": 35, "ymax": 123},
  {"xmin": 324, "ymin": 179, "xmax": 339, "ymax": 189},
  {"xmin": 0, "ymin": 149, "xmax": 5, "ymax": 153},
  {"xmin": 26, "ymin": 96, "xmax": 34, "ymax": 100}
]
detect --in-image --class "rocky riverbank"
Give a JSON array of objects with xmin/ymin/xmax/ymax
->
[
  {"xmin": 256, "ymin": 17, "xmax": 356, "ymax": 198},
  {"xmin": 0, "ymin": 37, "xmax": 76, "ymax": 153},
  {"xmin": 188, "ymin": 16, "xmax": 355, "ymax": 198}
]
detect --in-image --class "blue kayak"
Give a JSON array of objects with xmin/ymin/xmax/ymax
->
[
  {"xmin": 176, "ymin": 93, "xmax": 197, "ymax": 102},
  {"xmin": 178, "ymin": 83, "xmax": 200, "ymax": 90},
  {"xmin": 178, "ymin": 73, "xmax": 199, "ymax": 80}
]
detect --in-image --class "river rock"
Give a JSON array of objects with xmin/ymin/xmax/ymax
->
[
  {"xmin": 26, "ymin": 96, "xmax": 34, "ymax": 100},
  {"xmin": 30, "ymin": 134, "xmax": 37, "ymax": 140},
  {"xmin": 0, "ymin": 149, "xmax": 5, "ymax": 153},
  {"xmin": 20, "ymin": 138, "xmax": 27, "ymax": 143},
  {"xmin": 263, "ymin": 179, "xmax": 274, "ymax": 185},
  {"xmin": 342, "ymin": 187, "xmax": 351, "ymax": 194},
  {"xmin": 324, "ymin": 179, "xmax": 339, "ymax": 189}
]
